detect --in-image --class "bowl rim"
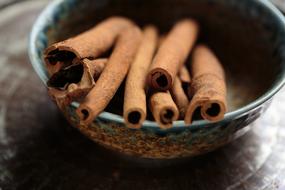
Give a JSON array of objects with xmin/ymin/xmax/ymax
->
[{"xmin": 29, "ymin": 0, "xmax": 285, "ymax": 130}]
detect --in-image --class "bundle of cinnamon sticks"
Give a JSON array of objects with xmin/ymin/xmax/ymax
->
[{"xmin": 44, "ymin": 16, "xmax": 227, "ymax": 129}]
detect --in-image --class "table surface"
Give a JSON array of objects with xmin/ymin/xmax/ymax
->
[{"xmin": 0, "ymin": 0, "xmax": 285, "ymax": 189}]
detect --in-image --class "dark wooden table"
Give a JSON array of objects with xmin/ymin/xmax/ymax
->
[{"xmin": 0, "ymin": 0, "xmax": 285, "ymax": 189}]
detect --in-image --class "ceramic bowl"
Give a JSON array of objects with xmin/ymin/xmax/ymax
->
[{"xmin": 29, "ymin": 0, "xmax": 285, "ymax": 159}]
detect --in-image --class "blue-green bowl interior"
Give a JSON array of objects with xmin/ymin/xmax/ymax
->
[{"xmin": 29, "ymin": 0, "xmax": 285, "ymax": 131}]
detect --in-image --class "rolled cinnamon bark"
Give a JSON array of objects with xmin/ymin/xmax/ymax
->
[
  {"xmin": 48, "ymin": 58, "xmax": 107, "ymax": 109},
  {"xmin": 185, "ymin": 45, "xmax": 227, "ymax": 124},
  {"xmin": 147, "ymin": 19, "xmax": 199, "ymax": 91},
  {"xmin": 123, "ymin": 26, "xmax": 158, "ymax": 129},
  {"xmin": 76, "ymin": 26, "xmax": 142, "ymax": 125},
  {"xmin": 149, "ymin": 91, "xmax": 179, "ymax": 129},
  {"xmin": 170, "ymin": 77, "xmax": 189, "ymax": 119},
  {"xmin": 44, "ymin": 17, "xmax": 134, "ymax": 75}
]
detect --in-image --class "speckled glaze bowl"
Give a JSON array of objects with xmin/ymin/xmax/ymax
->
[{"xmin": 29, "ymin": 0, "xmax": 285, "ymax": 159}]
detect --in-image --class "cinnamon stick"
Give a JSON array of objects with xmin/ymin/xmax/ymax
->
[
  {"xmin": 185, "ymin": 44, "xmax": 227, "ymax": 124},
  {"xmin": 170, "ymin": 77, "xmax": 189, "ymax": 119},
  {"xmin": 48, "ymin": 58, "xmax": 107, "ymax": 109},
  {"xmin": 76, "ymin": 26, "xmax": 142, "ymax": 125},
  {"xmin": 44, "ymin": 17, "xmax": 134, "ymax": 75},
  {"xmin": 147, "ymin": 19, "xmax": 199, "ymax": 91},
  {"xmin": 123, "ymin": 26, "xmax": 158, "ymax": 128},
  {"xmin": 149, "ymin": 91, "xmax": 179, "ymax": 129}
]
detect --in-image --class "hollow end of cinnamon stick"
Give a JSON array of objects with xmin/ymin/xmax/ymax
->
[
  {"xmin": 47, "ymin": 62, "xmax": 84, "ymax": 89},
  {"xmin": 147, "ymin": 19, "xmax": 199, "ymax": 92},
  {"xmin": 184, "ymin": 101, "xmax": 205, "ymax": 124},
  {"xmin": 185, "ymin": 44, "xmax": 227, "ymax": 124},
  {"xmin": 148, "ymin": 68, "xmax": 172, "ymax": 91},
  {"xmin": 159, "ymin": 106, "xmax": 178, "ymax": 128},
  {"xmin": 76, "ymin": 105, "xmax": 94, "ymax": 125},
  {"xmin": 149, "ymin": 91, "xmax": 179, "ymax": 129},
  {"xmin": 47, "ymin": 58, "xmax": 107, "ymax": 111},
  {"xmin": 124, "ymin": 108, "xmax": 146, "ymax": 129},
  {"xmin": 201, "ymin": 100, "xmax": 226, "ymax": 122},
  {"xmin": 47, "ymin": 58, "xmax": 107, "ymax": 90},
  {"xmin": 44, "ymin": 45, "xmax": 80, "ymax": 75}
]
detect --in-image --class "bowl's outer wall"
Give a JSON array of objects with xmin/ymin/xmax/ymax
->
[
  {"xmin": 62, "ymin": 99, "xmax": 272, "ymax": 159},
  {"xmin": 29, "ymin": 0, "xmax": 285, "ymax": 158}
]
